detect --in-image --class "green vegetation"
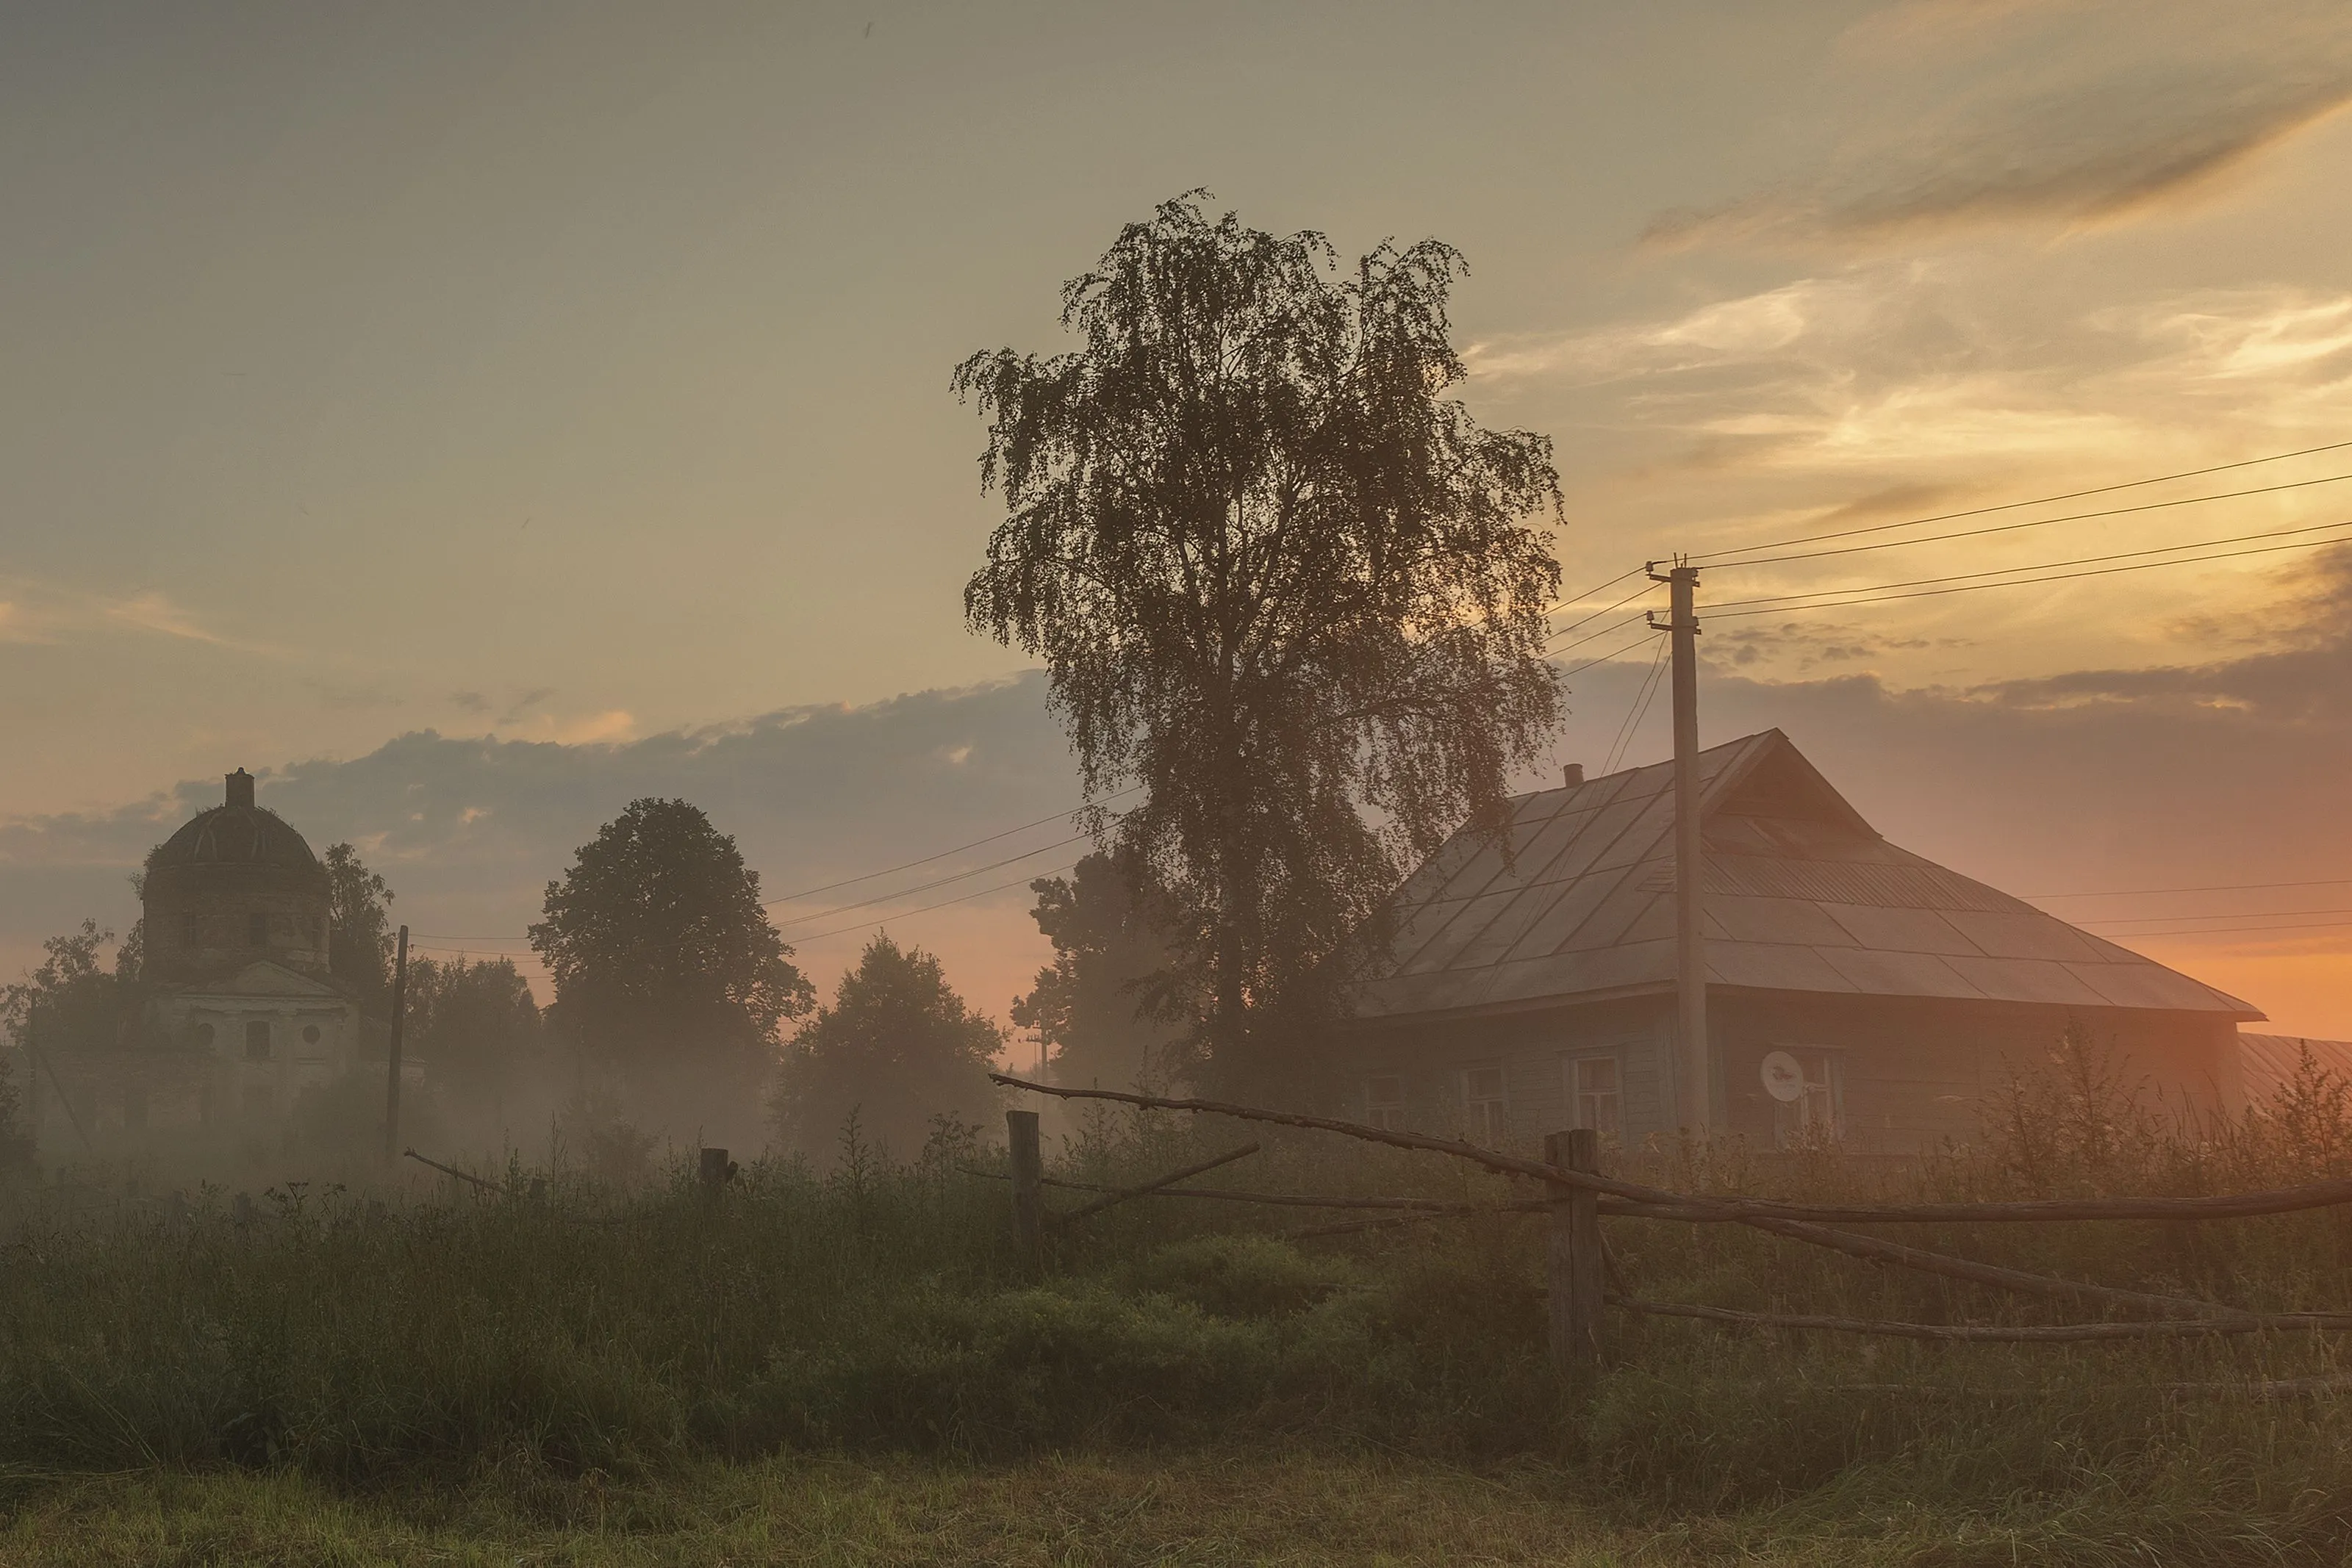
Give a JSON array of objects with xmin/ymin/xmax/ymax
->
[{"xmin": 7, "ymin": 1043, "xmax": 2352, "ymax": 1562}]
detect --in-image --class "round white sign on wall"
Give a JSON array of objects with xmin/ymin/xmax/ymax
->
[{"xmin": 1760, "ymin": 1050, "xmax": 1807, "ymax": 1103}]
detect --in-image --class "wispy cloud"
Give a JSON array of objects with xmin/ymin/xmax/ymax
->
[
  {"xmin": 1649, "ymin": 1, "xmax": 2352, "ymax": 251},
  {"xmin": 0, "ymin": 578, "xmax": 286, "ymax": 658}
]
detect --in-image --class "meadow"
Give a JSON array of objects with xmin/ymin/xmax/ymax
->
[{"xmin": 7, "ymin": 1042, "xmax": 2352, "ymax": 1565}]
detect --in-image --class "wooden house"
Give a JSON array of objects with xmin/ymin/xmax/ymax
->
[{"xmin": 1338, "ymin": 730, "xmax": 2260, "ymax": 1152}]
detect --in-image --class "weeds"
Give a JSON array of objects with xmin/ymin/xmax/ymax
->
[{"xmin": 3, "ymin": 1039, "xmax": 2352, "ymax": 1558}]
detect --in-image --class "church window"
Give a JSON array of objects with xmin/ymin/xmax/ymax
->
[
  {"xmin": 182, "ymin": 911, "xmax": 201, "ymax": 948},
  {"xmin": 195, "ymin": 1021, "xmax": 215, "ymax": 1049},
  {"xmin": 245, "ymin": 1021, "xmax": 271, "ymax": 1061},
  {"xmin": 248, "ymin": 913, "xmax": 268, "ymax": 946},
  {"xmin": 303, "ymin": 1024, "xmax": 321, "ymax": 1045}
]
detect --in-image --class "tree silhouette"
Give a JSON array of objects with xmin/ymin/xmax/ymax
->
[
  {"xmin": 775, "ymin": 934, "xmax": 1003, "ymax": 1162},
  {"xmin": 324, "ymin": 844, "xmax": 396, "ymax": 1015},
  {"xmin": 958, "ymin": 193, "xmax": 1565, "ymax": 1096},
  {"xmin": 1012, "ymin": 853, "xmax": 1185, "ymax": 1091},
  {"xmin": 530, "ymin": 799, "xmax": 811, "ymax": 1107}
]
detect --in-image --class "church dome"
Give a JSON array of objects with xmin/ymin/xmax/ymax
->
[
  {"xmin": 143, "ymin": 770, "xmax": 334, "ymax": 985},
  {"xmin": 149, "ymin": 800, "xmax": 326, "ymax": 877}
]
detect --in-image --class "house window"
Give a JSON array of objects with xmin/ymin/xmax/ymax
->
[
  {"xmin": 245, "ymin": 1021, "xmax": 272, "ymax": 1061},
  {"xmin": 248, "ymin": 913, "xmax": 269, "ymax": 946},
  {"xmin": 1568, "ymin": 1055, "xmax": 1621, "ymax": 1137},
  {"xmin": 182, "ymin": 911, "xmax": 201, "ymax": 949},
  {"xmin": 1364, "ymin": 1075, "xmax": 1405, "ymax": 1131},
  {"xmin": 1462, "ymin": 1064, "xmax": 1508, "ymax": 1145},
  {"xmin": 1773, "ymin": 1048, "xmax": 1843, "ymax": 1146}
]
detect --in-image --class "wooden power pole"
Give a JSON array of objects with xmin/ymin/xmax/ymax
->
[
  {"xmin": 1650, "ymin": 560, "xmax": 1709, "ymax": 1132},
  {"xmin": 383, "ymin": 924, "xmax": 409, "ymax": 1165}
]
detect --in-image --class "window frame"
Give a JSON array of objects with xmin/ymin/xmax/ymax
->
[
  {"xmin": 1460, "ymin": 1062, "xmax": 1509, "ymax": 1145},
  {"xmin": 1363, "ymin": 1074, "xmax": 1406, "ymax": 1132},
  {"xmin": 1564, "ymin": 1051, "xmax": 1623, "ymax": 1137},
  {"xmin": 244, "ymin": 1020, "xmax": 273, "ymax": 1062}
]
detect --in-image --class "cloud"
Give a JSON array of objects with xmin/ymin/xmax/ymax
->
[
  {"xmin": 1649, "ymin": 3, "xmax": 2352, "ymax": 251},
  {"xmin": 496, "ymin": 688, "xmax": 556, "ymax": 726},
  {"xmin": 0, "ymin": 672, "xmax": 1085, "ymax": 1014}
]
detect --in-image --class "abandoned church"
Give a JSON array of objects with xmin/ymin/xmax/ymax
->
[{"xmin": 24, "ymin": 770, "xmax": 373, "ymax": 1150}]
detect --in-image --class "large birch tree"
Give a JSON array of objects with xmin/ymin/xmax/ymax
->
[{"xmin": 958, "ymin": 195, "xmax": 1566, "ymax": 1099}]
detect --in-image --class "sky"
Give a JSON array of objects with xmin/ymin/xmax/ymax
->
[{"xmin": 4, "ymin": 0, "xmax": 2351, "ymax": 1038}]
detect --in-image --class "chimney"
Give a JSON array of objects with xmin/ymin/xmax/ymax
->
[
  {"xmin": 226, "ymin": 769, "xmax": 255, "ymax": 810},
  {"xmin": 1562, "ymin": 763, "xmax": 1585, "ymax": 788}
]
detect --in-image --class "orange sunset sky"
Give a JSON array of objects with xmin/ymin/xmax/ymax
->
[{"xmin": 3, "ymin": 0, "xmax": 2349, "ymax": 1040}]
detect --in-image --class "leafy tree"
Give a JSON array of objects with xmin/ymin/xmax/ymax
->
[
  {"xmin": 324, "ymin": 843, "xmax": 396, "ymax": 1014},
  {"xmin": 1011, "ymin": 852, "xmax": 1185, "ymax": 1091},
  {"xmin": 1, "ymin": 919, "xmax": 122, "ymax": 1049},
  {"xmin": 957, "ymin": 194, "xmax": 1565, "ymax": 1097},
  {"xmin": 406, "ymin": 954, "xmax": 541, "ymax": 1105},
  {"xmin": 775, "ymin": 934, "xmax": 1004, "ymax": 1161},
  {"xmin": 0, "ymin": 920, "xmax": 123, "ymax": 1173},
  {"xmin": 530, "ymin": 799, "xmax": 811, "ymax": 1106}
]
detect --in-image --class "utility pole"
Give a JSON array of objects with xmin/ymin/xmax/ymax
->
[
  {"xmin": 384, "ymin": 924, "xmax": 409, "ymax": 1165},
  {"xmin": 1649, "ymin": 559, "xmax": 1708, "ymax": 1133}
]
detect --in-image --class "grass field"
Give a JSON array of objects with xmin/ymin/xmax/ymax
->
[
  {"xmin": 7, "ymin": 1038, "xmax": 2352, "ymax": 1564},
  {"xmin": 0, "ymin": 1450, "xmax": 2306, "ymax": 1567}
]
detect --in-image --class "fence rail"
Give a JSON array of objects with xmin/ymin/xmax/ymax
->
[{"xmin": 990, "ymin": 1073, "xmax": 2352, "ymax": 1382}]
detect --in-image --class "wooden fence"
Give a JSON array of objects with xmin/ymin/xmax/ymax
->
[{"xmin": 990, "ymin": 1073, "xmax": 2352, "ymax": 1384}]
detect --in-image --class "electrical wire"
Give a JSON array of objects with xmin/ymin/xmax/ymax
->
[
  {"xmin": 2026, "ymin": 877, "xmax": 2352, "ymax": 900},
  {"xmin": 771, "ymin": 830, "xmax": 1094, "ymax": 928},
  {"xmin": 1704, "ymin": 528, "xmax": 2352, "ymax": 622},
  {"xmin": 2096, "ymin": 917, "xmax": 2352, "ymax": 939},
  {"xmin": 2082, "ymin": 905, "xmax": 2352, "ymax": 929},
  {"xmin": 1557, "ymin": 628, "xmax": 1665, "ymax": 683},
  {"xmin": 1707, "ymin": 517, "xmax": 2352, "ymax": 613},
  {"xmin": 760, "ymin": 786, "xmax": 1136, "ymax": 905},
  {"xmin": 787, "ymin": 860, "xmax": 1084, "ymax": 943},
  {"xmin": 1546, "ymin": 576, "xmax": 1657, "ymax": 647},
  {"xmin": 1602, "ymin": 635, "xmax": 1672, "ymax": 777},
  {"xmin": 1550, "ymin": 608, "xmax": 1659, "ymax": 658},
  {"xmin": 1703, "ymin": 471, "xmax": 2352, "ymax": 572},
  {"xmin": 1688, "ymin": 436, "xmax": 2352, "ymax": 563}
]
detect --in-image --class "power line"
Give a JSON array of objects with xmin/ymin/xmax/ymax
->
[
  {"xmin": 761, "ymin": 787, "xmax": 1136, "ymax": 905},
  {"xmin": 2084, "ymin": 905, "xmax": 2352, "ymax": 928},
  {"xmin": 1707, "ymin": 517, "xmax": 2352, "ymax": 613},
  {"xmin": 2027, "ymin": 877, "xmax": 2352, "ymax": 900},
  {"xmin": 1546, "ymin": 576, "xmax": 1657, "ymax": 647},
  {"xmin": 1558, "ymin": 628, "xmax": 1665, "ymax": 682},
  {"xmin": 2099, "ymin": 917, "xmax": 2352, "ymax": 939},
  {"xmin": 1551, "ymin": 608, "xmax": 1657, "ymax": 658},
  {"xmin": 772, "ymin": 830, "xmax": 1093, "ymax": 928},
  {"xmin": 1602, "ymin": 635, "xmax": 1671, "ymax": 777},
  {"xmin": 1688, "ymin": 435, "xmax": 2352, "ymax": 563},
  {"xmin": 1704, "ymin": 471, "xmax": 2352, "ymax": 572},
  {"xmin": 1705, "ymin": 528, "xmax": 2352, "ymax": 622},
  {"xmin": 788, "ymin": 860, "xmax": 1082, "ymax": 943},
  {"xmin": 1541, "ymin": 564, "xmax": 1646, "ymax": 622}
]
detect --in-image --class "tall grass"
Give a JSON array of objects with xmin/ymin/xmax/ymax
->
[{"xmin": 5, "ymin": 1037, "xmax": 2352, "ymax": 1559}]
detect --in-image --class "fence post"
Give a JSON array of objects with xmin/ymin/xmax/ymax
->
[
  {"xmin": 1007, "ymin": 1108, "xmax": 1044, "ymax": 1276},
  {"xmin": 1546, "ymin": 1128, "xmax": 1604, "ymax": 1387}
]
